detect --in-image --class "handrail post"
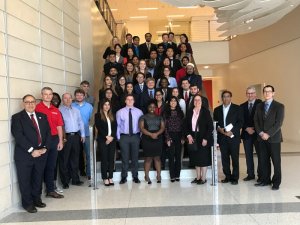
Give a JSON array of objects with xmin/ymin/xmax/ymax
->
[
  {"xmin": 208, "ymin": 20, "xmax": 211, "ymax": 41},
  {"xmin": 89, "ymin": 125, "xmax": 98, "ymax": 189},
  {"xmin": 211, "ymin": 121, "xmax": 218, "ymax": 186}
]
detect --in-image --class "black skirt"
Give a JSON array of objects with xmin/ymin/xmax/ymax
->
[
  {"xmin": 142, "ymin": 133, "xmax": 162, "ymax": 157},
  {"xmin": 189, "ymin": 132, "xmax": 212, "ymax": 167}
]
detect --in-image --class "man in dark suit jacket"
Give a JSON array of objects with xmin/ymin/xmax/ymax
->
[
  {"xmin": 11, "ymin": 94, "xmax": 52, "ymax": 213},
  {"xmin": 186, "ymin": 83, "xmax": 209, "ymax": 111},
  {"xmin": 179, "ymin": 63, "xmax": 202, "ymax": 91},
  {"xmin": 121, "ymin": 33, "xmax": 136, "ymax": 57},
  {"xmin": 180, "ymin": 77, "xmax": 191, "ymax": 104},
  {"xmin": 134, "ymin": 73, "xmax": 148, "ymax": 95},
  {"xmin": 213, "ymin": 91, "xmax": 244, "ymax": 185},
  {"xmin": 254, "ymin": 85, "xmax": 284, "ymax": 190},
  {"xmin": 140, "ymin": 77, "xmax": 156, "ymax": 114},
  {"xmin": 168, "ymin": 32, "xmax": 178, "ymax": 54},
  {"xmin": 155, "ymin": 77, "xmax": 173, "ymax": 102},
  {"xmin": 139, "ymin": 33, "xmax": 156, "ymax": 60},
  {"xmin": 163, "ymin": 47, "xmax": 182, "ymax": 77},
  {"xmin": 240, "ymin": 87, "xmax": 263, "ymax": 182},
  {"xmin": 103, "ymin": 51, "xmax": 124, "ymax": 75}
]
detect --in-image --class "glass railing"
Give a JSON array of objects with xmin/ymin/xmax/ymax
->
[{"xmin": 94, "ymin": 0, "xmax": 117, "ymax": 36}]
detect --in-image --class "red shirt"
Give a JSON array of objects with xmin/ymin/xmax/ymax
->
[
  {"xmin": 35, "ymin": 101, "xmax": 64, "ymax": 135},
  {"xmin": 176, "ymin": 67, "xmax": 186, "ymax": 85},
  {"xmin": 155, "ymin": 106, "xmax": 162, "ymax": 115}
]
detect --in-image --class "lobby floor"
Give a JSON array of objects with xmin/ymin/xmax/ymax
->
[{"xmin": 1, "ymin": 153, "xmax": 300, "ymax": 225}]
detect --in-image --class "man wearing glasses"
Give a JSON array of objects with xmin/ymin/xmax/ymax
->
[
  {"xmin": 213, "ymin": 91, "xmax": 244, "ymax": 185},
  {"xmin": 179, "ymin": 63, "xmax": 202, "ymax": 92},
  {"xmin": 11, "ymin": 95, "xmax": 52, "ymax": 213},
  {"xmin": 240, "ymin": 87, "xmax": 262, "ymax": 182},
  {"xmin": 254, "ymin": 85, "xmax": 284, "ymax": 190}
]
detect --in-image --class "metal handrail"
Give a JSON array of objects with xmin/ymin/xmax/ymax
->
[
  {"xmin": 94, "ymin": 0, "xmax": 117, "ymax": 36},
  {"xmin": 89, "ymin": 125, "xmax": 98, "ymax": 189}
]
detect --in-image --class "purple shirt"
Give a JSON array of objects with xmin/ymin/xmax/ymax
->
[{"xmin": 116, "ymin": 106, "xmax": 143, "ymax": 139}]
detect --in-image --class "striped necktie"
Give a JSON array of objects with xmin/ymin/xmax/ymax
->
[{"xmin": 264, "ymin": 103, "xmax": 270, "ymax": 118}]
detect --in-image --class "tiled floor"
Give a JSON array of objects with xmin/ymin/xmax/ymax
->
[{"xmin": 1, "ymin": 154, "xmax": 300, "ymax": 224}]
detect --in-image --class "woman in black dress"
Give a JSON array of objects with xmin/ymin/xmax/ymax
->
[
  {"xmin": 139, "ymin": 100, "xmax": 165, "ymax": 184},
  {"xmin": 184, "ymin": 94, "xmax": 213, "ymax": 185},
  {"xmin": 119, "ymin": 82, "xmax": 139, "ymax": 108},
  {"xmin": 163, "ymin": 96, "xmax": 185, "ymax": 182},
  {"xmin": 95, "ymin": 99, "xmax": 117, "ymax": 186},
  {"xmin": 115, "ymin": 75, "xmax": 126, "ymax": 96},
  {"xmin": 103, "ymin": 88, "xmax": 120, "ymax": 114}
]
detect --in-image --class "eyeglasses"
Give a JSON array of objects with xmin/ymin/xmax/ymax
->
[
  {"xmin": 264, "ymin": 91, "xmax": 273, "ymax": 93},
  {"xmin": 164, "ymin": 70, "xmax": 170, "ymax": 72},
  {"xmin": 24, "ymin": 101, "xmax": 36, "ymax": 105},
  {"xmin": 186, "ymin": 68, "xmax": 193, "ymax": 71},
  {"xmin": 222, "ymin": 95, "xmax": 231, "ymax": 98},
  {"xmin": 119, "ymin": 78, "xmax": 126, "ymax": 81},
  {"xmin": 246, "ymin": 92, "xmax": 255, "ymax": 95},
  {"xmin": 194, "ymin": 99, "xmax": 202, "ymax": 102}
]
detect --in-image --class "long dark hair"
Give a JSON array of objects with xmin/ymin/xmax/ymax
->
[
  {"xmin": 124, "ymin": 82, "xmax": 134, "ymax": 95},
  {"xmin": 104, "ymin": 88, "xmax": 117, "ymax": 109},
  {"xmin": 99, "ymin": 99, "xmax": 114, "ymax": 122},
  {"xmin": 115, "ymin": 74, "xmax": 126, "ymax": 95},
  {"xmin": 180, "ymin": 33, "xmax": 188, "ymax": 43},
  {"xmin": 163, "ymin": 96, "xmax": 184, "ymax": 119},
  {"xmin": 190, "ymin": 94, "xmax": 202, "ymax": 111},
  {"xmin": 171, "ymin": 87, "xmax": 182, "ymax": 100},
  {"xmin": 126, "ymin": 47, "xmax": 136, "ymax": 61},
  {"xmin": 161, "ymin": 65, "xmax": 172, "ymax": 78}
]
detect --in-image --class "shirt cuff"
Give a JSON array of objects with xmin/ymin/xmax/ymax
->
[
  {"xmin": 259, "ymin": 131, "xmax": 263, "ymax": 136},
  {"xmin": 28, "ymin": 147, "xmax": 34, "ymax": 153}
]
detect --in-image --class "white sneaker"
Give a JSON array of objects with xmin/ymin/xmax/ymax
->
[{"xmin": 55, "ymin": 188, "xmax": 63, "ymax": 193}]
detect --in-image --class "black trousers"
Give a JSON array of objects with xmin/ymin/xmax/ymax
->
[
  {"xmin": 79, "ymin": 142, "xmax": 85, "ymax": 173},
  {"xmin": 16, "ymin": 159, "xmax": 46, "ymax": 209},
  {"xmin": 59, "ymin": 134, "xmax": 80, "ymax": 185},
  {"xmin": 160, "ymin": 136, "xmax": 167, "ymax": 168},
  {"xmin": 259, "ymin": 141, "xmax": 281, "ymax": 186},
  {"xmin": 168, "ymin": 132, "xmax": 182, "ymax": 179},
  {"xmin": 99, "ymin": 139, "xmax": 116, "ymax": 179},
  {"xmin": 243, "ymin": 136, "xmax": 261, "ymax": 178},
  {"xmin": 220, "ymin": 141, "xmax": 240, "ymax": 180}
]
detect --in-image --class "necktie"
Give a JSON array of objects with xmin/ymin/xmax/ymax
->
[
  {"xmin": 147, "ymin": 43, "xmax": 150, "ymax": 51},
  {"xmin": 264, "ymin": 103, "xmax": 269, "ymax": 118},
  {"xmin": 140, "ymin": 84, "xmax": 143, "ymax": 91},
  {"xmin": 184, "ymin": 92, "xmax": 188, "ymax": 102},
  {"xmin": 31, "ymin": 114, "xmax": 42, "ymax": 146},
  {"xmin": 129, "ymin": 108, "xmax": 133, "ymax": 136},
  {"xmin": 150, "ymin": 90, "xmax": 153, "ymax": 99},
  {"xmin": 163, "ymin": 91, "xmax": 166, "ymax": 101},
  {"xmin": 249, "ymin": 103, "xmax": 253, "ymax": 114}
]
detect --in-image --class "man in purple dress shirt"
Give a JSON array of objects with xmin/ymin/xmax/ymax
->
[{"xmin": 116, "ymin": 94, "xmax": 143, "ymax": 184}]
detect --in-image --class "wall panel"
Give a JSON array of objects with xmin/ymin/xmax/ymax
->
[
  {"xmin": 8, "ymin": 57, "xmax": 40, "ymax": 81},
  {"xmin": 0, "ymin": 98, "xmax": 8, "ymax": 120},
  {"xmin": 0, "ymin": 142, "xmax": 9, "ymax": 166},
  {"xmin": 42, "ymin": 66, "xmax": 64, "ymax": 85},
  {"xmin": 0, "ymin": 164, "xmax": 11, "ymax": 189},
  {"xmin": 0, "ymin": 186, "xmax": 11, "ymax": 212},
  {"xmin": 0, "ymin": 54, "xmax": 6, "ymax": 76},
  {"xmin": 41, "ymin": 31, "xmax": 63, "ymax": 55},
  {"xmin": 65, "ymin": 57, "xmax": 80, "ymax": 74},
  {"xmin": 48, "ymin": 0, "xmax": 62, "ymax": 10},
  {"xmin": 64, "ymin": 14, "xmax": 79, "ymax": 36},
  {"xmin": 40, "ymin": 0, "xmax": 62, "ymax": 25},
  {"xmin": 0, "ymin": 76, "xmax": 8, "ymax": 98},
  {"xmin": 9, "ymin": 78, "xmax": 41, "ymax": 99},
  {"xmin": 40, "ymin": 14, "xmax": 62, "ymax": 40},
  {"xmin": 66, "ymin": 71, "xmax": 81, "ymax": 87},
  {"xmin": 64, "ymin": 42, "xmax": 80, "ymax": 61},
  {"xmin": 63, "ymin": 0, "xmax": 79, "ymax": 23},
  {"xmin": 0, "ymin": 121, "xmax": 9, "ymax": 143},
  {"xmin": 21, "ymin": 0, "xmax": 39, "ymax": 10},
  {"xmin": 64, "ymin": 27, "xmax": 80, "ymax": 48},
  {"xmin": 43, "ymin": 83, "xmax": 65, "ymax": 96},
  {"xmin": 42, "ymin": 48, "xmax": 64, "ymax": 70}
]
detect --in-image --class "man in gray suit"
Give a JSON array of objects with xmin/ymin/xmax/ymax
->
[{"xmin": 254, "ymin": 85, "xmax": 284, "ymax": 190}]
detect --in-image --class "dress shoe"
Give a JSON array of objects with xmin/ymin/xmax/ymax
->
[
  {"xmin": 257, "ymin": 177, "xmax": 263, "ymax": 183},
  {"xmin": 197, "ymin": 179, "xmax": 207, "ymax": 185},
  {"xmin": 72, "ymin": 181, "xmax": 84, "ymax": 186},
  {"xmin": 272, "ymin": 186, "xmax": 279, "ymax": 191},
  {"xmin": 26, "ymin": 205, "xmax": 37, "ymax": 213},
  {"xmin": 103, "ymin": 179, "xmax": 110, "ymax": 186},
  {"xmin": 157, "ymin": 176, "xmax": 161, "ymax": 183},
  {"xmin": 170, "ymin": 179, "xmax": 175, "ymax": 183},
  {"xmin": 119, "ymin": 177, "xmax": 127, "ymax": 184},
  {"xmin": 243, "ymin": 176, "xmax": 255, "ymax": 181},
  {"xmin": 221, "ymin": 178, "xmax": 230, "ymax": 183},
  {"xmin": 133, "ymin": 177, "xmax": 141, "ymax": 183},
  {"xmin": 255, "ymin": 182, "xmax": 270, "ymax": 187},
  {"xmin": 80, "ymin": 171, "xmax": 86, "ymax": 176},
  {"xmin": 175, "ymin": 178, "xmax": 180, "ymax": 182},
  {"xmin": 46, "ymin": 192, "xmax": 64, "ymax": 198},
  {"xmin": 231, "ymin": 180, "xmax": 238, "ymax": 185},
  {"xmin": 191, "ymin": 178, "xmax": 199, "ymax": 184},
  {"xmin": 109, "ymin": 179, "xmax": 114, "ymax": 185},
  {"xmin": 34, "ymin": 200, "xmax": 46, "ymax": 208},
  {"xmin": 63, "ymin": 184, "xmax": 69, "ymax": 189}
]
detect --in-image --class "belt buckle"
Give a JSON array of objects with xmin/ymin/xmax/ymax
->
[{"xmin": 71, "ymin": 132, "xmax": 75, "ymax": 136}]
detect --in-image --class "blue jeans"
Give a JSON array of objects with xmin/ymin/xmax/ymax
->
[{"xmin": 83, "ymin": 136, "xmax": 91, "ymax": 176}]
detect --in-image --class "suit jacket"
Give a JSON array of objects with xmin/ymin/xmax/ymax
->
[
  {"xmin": 240, "ymin": 99, "xmax": 262, "ymax": 140},
  {"xmin": 184, "ymin": 107, "xmax": 213, "ymax": 146},
  {"xmin": 103, "ymin": 62, "xmax": 124, "ymax": 75},
  {"xmin": 156, "ymin": 101, "xmax": 167, "ymax": 116},
  {"xmin": 156, "ymin": 87, "xmax": 173, "ymax": 103},
  {"xmin": 157, "ymin": 58, "xmax": 181, "ymax": 78},
  {"xmin": 134, "ymin": 82, "xmax": 148, "ymax": 95},
  {"xmin": 95, "ymin": 113, "xmax": 117, "ymax": 142},
  {"xmin": 179, "ymin": 74, "xmax": 202, "ymax": 91},
  {"xmin": 121, "ymin": 43, "xmax": 136, "ymax": 57},
  {"xmin": 146, "ymin": 69, "xmax": 160, "ymax": 84},
  {"xmin": 169, "ymin": 42, "xmax": 177, "ymax": 55},
  {"xmin": 140, "ymin": 89, "xmax": 155, "ymax": 114},
  {"xmin": 213, "ymin": 103, "xmax": 244, "ymax": 144},
  {"xmin": 139, "ymin": 42, "xmax": 156, "ymax": 60},
  {"xmin": 105, "ymin": 55, "xmax": 124, "ymax": 65},
  {"xmin": 11, "ymin": 110, "xmax": 52, "ymax": 161},
  {"xmin": 187, "ymin": 95, "xmax": 209, "ymax": 111},
  {"xmin": 254, "ymin": 100, "xmax": 284, "ymax": 143}
]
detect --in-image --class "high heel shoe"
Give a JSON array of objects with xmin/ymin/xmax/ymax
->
[
  {"xmin": 103, "ymin": 179, "xmax": 110, "ymax": 186},
  {"xmin": 157, "ymin": 176, "xmax": 161, "ymax": 183},
  {"xmin": 175, "ymin": 178, "xmax": 180, "ymax": 182},
  {"xmin": 197, "ymin": 179, "xmax": 207, "ymax": 185},
  {"xmin": 109, "ymin": 179, "xmax": 114, "ymax": 186},
  {"xmin": 144, "ymin": 176, "xmax": 152, "ymax": 184},
  {"xmin": 171, "ymin": 179, "xmax": 175, "ymax": 183},
  {"xmin": 191, "ymin": 178, "xmax": 199, "ymax": 184}
]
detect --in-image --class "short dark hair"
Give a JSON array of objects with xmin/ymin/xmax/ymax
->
[
  {"xmin": 126, "ymin": 33, "xmax": 132, "ymax": 38},
  {"xmin": 162, "ymin": 33, "xmax": 169, "ymax": 38},
  {"xmin": 23, "ymin": 94, "xmax": 36, "ymax": 101},
  {"xmin": 114, "ymin": 43, "xmax": 122, "ymax": 49},
  {"xmin": 147, "ymin": 99, "xmax": 157, "ymax": 107},
  {"xmin": 132, "ymin": 55, "xmax": 139, "ymax": 60},
  {"xmin": 169, "ymin": 32, "xmax": 174, "ymax": 36},
  {"xmin": 74, "ymin": 88, "xmax": 85, "ymax": 96},
  {"xmin": 133, "ymin": 36, "xmax": 140, "ymax": 41},
  {"xmin": 166, "ymin": 46, "xmax": 174, "ymax": 52},
  {"xmin": 108, "ymin": 50, "xmax": 116, "ymax": 56},
  {"xmin": 182, "ymin": 56, "xmax": 189, "ymax": 62},
  {"xmin": 221, "ymin": 90, "xmax": 232, "ymax": 98},
  {"xmin": 145, "ymin": 33, "xmax": 152, "ymax": 37},
  {"xmin": 125, "ymin": 94, "xmax": 135, "ymax": 100},
  {"xmin": 157, "ymin": 43, "xmax": 164, "ymax": 48},
  {"xmin": 181, "ymin": 77, "xmax": 190, "ymax": 83},
  {"xmin": 150, "ymin": 49, "xmax": 157, "ymax": 54},
  {"xmin": 190, "ymin": 83, "xmax": 199, "ymax": 89},
  {"xmin": 136, "ymin": 72, "xmax": 145, "ymax": 78},
  {"xmin": 160, "ymin": 77, "xmax": 170, "ymax": 86},
  {"xmin": 180, "ymin": 33, "xmax": 189, "ymax": 43},
  {"xmin": 80, "ymin": 80, "xmax": 90, "ymax": 86},
  {"xmin": 263, "ymin": 85, "xmax": 275, "ymax": 92}
]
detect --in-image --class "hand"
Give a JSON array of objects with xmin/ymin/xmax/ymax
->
[
  {"xmin": 63, "ymin": 138, "xmax": 67, "ymax": 146},
  {"xmin": 81, "ymin": 137, "xmax": 86, "ymax": 143},
  {"xmin": 167, "ymin": 140, "xmax": 171, "ymax": 147},
  {"xmin": 39, "ymin": 148, "xmax": 47, "ymax": 154},
  {"xmin": 105, "ymin": 140, "xmax": 110, "ymax": 145},
  {"xmin": 181, "ymin": 139, "xmax": 185, "ymax": 145},
  {"xmin": 187, "ymin": 136, "xmax": 194, "ymax": 145},
  {"xmin": 226, "ymin": 131, "xmax": 233, "ymax": 137},
  {"xmin": 261, "ymin": 132, "xmax": 269, "ymax": 140},
  {"xmin": 217, "ymin": 127, "xmax": 225, "ymax": 134},
  {"xmin": 246, "ymin": 127, "xmax": 255, "ymax": 135},
  {"xmin": 107, "ymin": 136, "xmax": 114, "ymax": 142},
  {"xmin": 202, "ymin": 139, "xmax": 207, "ymax": 147},
  {"xmin": 57, "ymin": 141, "xmax": 63, "ymax": 151},
  {"xmin": 151, "ymin": 133, "xmax": 158, "ymax": 139},
  {"xmin": 31, "ymin": 150, "xmax": 41, "ymax": 158}
]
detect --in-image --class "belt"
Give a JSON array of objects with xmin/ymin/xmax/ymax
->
[
  {"xmin": 66, "ymin": 132, "xmax": 79, "ymax": 136},
  {"xmin": 120, "ymin": 133, "xmax": 138, "ymax": 136},
  {"xmin": 51, "ymin": 134, "xmax": 58, "ymax": 139}
]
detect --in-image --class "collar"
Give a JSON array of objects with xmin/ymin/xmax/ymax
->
[
  {"xmin": 40, "ymin": 101, "xmax": 53, "ymax": 109},
  {"xmin": 223, "ymin": 102, "xmax": 231, "ymax": 109},
  {"xmin": 62, "ymin": 105, "xmax": 72, "ymax": 109},
  {"xmin": 125, "ymin": 106, "xmax": 134, "ymax": 110},
  {"xmin": 193, "ymin": 108, "xmax": 200, "ymax": 115},
  {"xmin": 265, "ymin": 99, "xmax": 273, "ymax": 105},
  {"xmin": 139, "ymin": 83, "xmax": 144, "ymax": 86},
  {"xmin": 26, "ymin": 111, "xmax": 36, "ymax": 117},
  {"xmin": 148, "ymin": 67, "xmax": 154, "ymax": 71},
  {"xmin": 248, "ymin": 99, "xmax": 256, "ymax": 104},
  {"xmin": 74, "ymin": 101, "xmax": 86, "ymax": 107}
]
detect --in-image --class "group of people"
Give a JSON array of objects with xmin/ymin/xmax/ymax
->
[{"xmin": 11, "ymin": 31, "xmax": 285, "ymax": 214}]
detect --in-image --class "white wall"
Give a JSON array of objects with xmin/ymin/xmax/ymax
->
[{"xmin": 126, "ymin": 20, "xmax": 149, "ymax": 43}]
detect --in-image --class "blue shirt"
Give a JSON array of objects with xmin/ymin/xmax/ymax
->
[
  {"xmin": 147, "ymin": 89, "xmax": 155, "ymax": 98},
  {"xmin": 148, "ymin": 68, "xmax": 154, "ymax": 78},
  {"xmin": 134, "ymin": 45, "xmax": 139, "ymax": 58},
  {"xmin": 71, "ymin": 101, "xmax": 93, "ymax": 137},
  {"xmin": 259, "ymin": 99, "xmax": 273, "ymax": 136},
  {"xmin": 59, "ymin": 105, "xmax": 85, "ymax": 137}
]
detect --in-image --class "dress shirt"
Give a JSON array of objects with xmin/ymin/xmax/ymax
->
[
  {"xmin": 148, "ymin": 68, "xmax": 154, "ymax": 78},
  {"xmin": 134, "ymin": 45, "xmax": 139, "ymax": 58},
  {"xmin": 85, "ymin": 95, "xmax": 95, "ymax": 107},
  {"xmin": 170, "ymin": 57, "xmax": 173, "ymax": 67},
  {"xmin": 59, "ymin": 105, "xmax": 85, "ymax": 137},
  {"xmin": 146, "ymin": 42, "xmax": 151, "ymax": 50},
  {"xmin": 222, "ymin": 102, "xmax": 231, "ymax": 128},
  {"xmin": 248, "ymin": 99, "xmax": 256, "ymax": 109},
  {"xmin": 184, "ymin": 90, "xmax": 190, "ymax": 99},
  {"xmin": 192, "ymin": 109, "xmax": 200, "ymax": 132},
  {"xmin": 259, "ymin": 99, "xmax": 273, "ymax": 136},
  {"xmin": 147, "ymin": 89, "xmax": 155, "ymax": 98},
  {"xmin": 26, "ymin": 111, "xmax": 41, "ymax": 135},
  {"xmin": 116, "ymin": 55, "xmax": 120, "ymax": 63},
  {"xmin": 162, "ymin": 89, "xmax": 167, "ymax": 101},
  {"xmin": 106, "ymin": 117, "xmax": 112, "ymax": 136},
  {"xmin": 71, "ymin": 101, "xmax": 93, "ymax": 137},
  {"xmin": 116, "ymin": 106, "xmax": 143, "ymax": 139},
  {"xmin": 179, "ymin": 99, "xmax": 186, "ymax": 116},
  {"xmin": 139, "ymin": 83, "xmax": 144, "ymax": 91}
]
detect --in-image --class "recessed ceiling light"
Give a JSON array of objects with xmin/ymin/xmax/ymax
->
[
  {"xmin": 156, "ymin": 31, "xmax": 168, "ymax": 33},
  {"xmin": 248, "ymin": 27, "xmax": 251, "ymax": 29},
  {"xmin": 204, "ymin": 66, "xmax": 209, "ymax": 69},
  {"xmin": 178, "ymin": 6, "xmax": 198, "ymax": 9},
  {"xmin": 138, "ymin": 8, "xmax": 158, "ymax": 10},
  {"xmin": 165, "ymin": 25, "xmax": 181, "ymax": 27},
  {"xmin": 166, "ymin": 15, "xmax": 185, "ymax": 17},
  {"xmin": 104, "ymin": 9, "xmax": 117, "ymax": 11},
  {"xmin": 130, "ymin": 16, "xmax": 148, "ymax": 19}
]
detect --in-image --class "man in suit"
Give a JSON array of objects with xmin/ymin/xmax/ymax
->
[
  {"xmin": 156, "ymin": 44, "xmax": 165, "ymax": 62},
  {"xmin": 139, "ymin": 33, "xmax": 156, "ymax": 60},
  {"xmin": 186, "ymin": 83, "xmax": 209, "ymax": 111},
  {"xmin": 149, "ymin": 50, "xmax": 160, "ymax": 70},
  {"xmin": 140, "ymin": 77, "xmax": 156, "ymax": 114},
  {"xmin": 132, "ymin": 36, "xmax": 140, "ymax": 59},
  {"xmin": 159, "ymin": 33, "xmax": 170, "ymax": 54},
  {"xmin": 146, "ymin": 58, "xmax": 160, "ymax": 84},
  {"xmin": 164, "ymin": 47, "xmax": 182, "ymax": 77},
  {"xmin": 254, "ymin": 85, "xmax": 284, "ymax": 190},
  {"xmin": 176, "ymin": 56, "xmax": 189, "ymax": 85},
  {"xmin": 156, "ymin": 77, "xmax": 173, "ymax": 102},
  {"xmin": 134, "ymin": 72, "xmax": 148, "ymax": 95},
  {"xmin": 240, "ymin": 86, "xmax": 262, "ymax": 182},
  {"xmin": 168, "ymin": 32, "xmax": 178, "ymax": 54},
  {"xmin": 121, "ymin": 33, "xmax": 136, "ymax": 57},
  {"xmin": 11, "ymin": 94, "xmax": 52, "ymax": 213},
  {"xmin": 181, "ymin": 78, "xmax": 191, "ymax": 104},
  {"xmin": 179, "ymin": 63, "xmax": 202, "ymax": 91},
  {"xmin": 213, "ymin": 91, "xmax": 244, "ymax": 185},
  {"xmin": 103, "ymin": 51, "xmax": 124, "ymax": 75}
]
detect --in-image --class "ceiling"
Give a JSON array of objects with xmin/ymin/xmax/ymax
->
[{"xmin": 107, "ymin": 0, "xmax": 216, "ymax": 21}]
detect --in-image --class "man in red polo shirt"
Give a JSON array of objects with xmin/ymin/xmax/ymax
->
[
  {"xmin": 35, "ymin": 87, "xmax": 64, "ymax": 198},
  {"xmin": 176, "ymin": 56, "xmax": 189, "ymax": 85}
]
